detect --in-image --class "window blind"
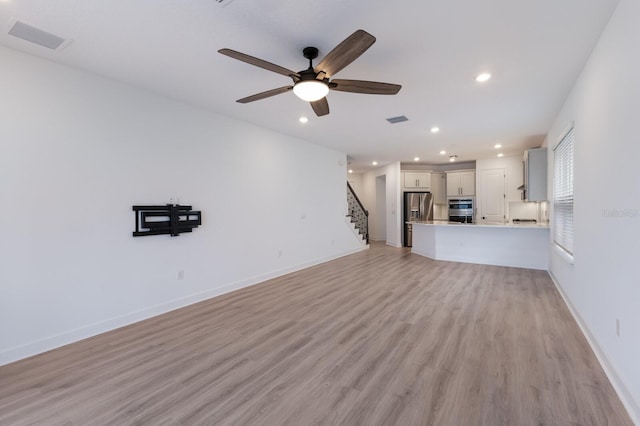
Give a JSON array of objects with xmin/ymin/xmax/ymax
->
[{"xmin": 553, "ymin": 127, "xmax": 575, "ymax": 255}]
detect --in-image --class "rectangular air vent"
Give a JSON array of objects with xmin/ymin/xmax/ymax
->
[
  {"xmin": 386, "ymin": 115, "xmax": 408, "ymax": 124},
  {"xmin": 8, "ymin": 20, "xmax": 66, "ymax": 50}
]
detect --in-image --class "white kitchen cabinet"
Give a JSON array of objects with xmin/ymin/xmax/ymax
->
[
  {"xmin": 522, "ymin": 148, "xmax": 547, "ymax": 201},
  {"xmin": 446, "ymin": 171, "xmax": 475, "ymax": 196},
  {"xmin": 431, "ymin": 172, "xmax": 446, "ymax": 204},
  {"xmin": 404, "ymin": 172, "xmax": 431, "ymax": 189}
]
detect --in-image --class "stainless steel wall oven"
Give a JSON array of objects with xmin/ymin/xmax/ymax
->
[{"xmin": 448, "ymin": 198, "xmax": 474, "ymax": 223}]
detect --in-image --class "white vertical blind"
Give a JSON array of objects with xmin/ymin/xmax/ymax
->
[{"xmin": 553, "ymin": 127, "xmax": 575, "ymax": 255}]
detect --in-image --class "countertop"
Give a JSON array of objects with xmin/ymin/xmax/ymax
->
[{"xmin": 408, "ymin": 220, "xmax": 550, "ymax": 229}]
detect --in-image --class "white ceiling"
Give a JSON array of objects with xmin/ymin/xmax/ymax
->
[{"xmin": 0, "ymin": 0, "xmax": 619, "ymax": 172}]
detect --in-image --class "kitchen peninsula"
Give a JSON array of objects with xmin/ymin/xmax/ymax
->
[{"xmin": 411, "ymin": 221, "xmax": 549, "ymax": 270}]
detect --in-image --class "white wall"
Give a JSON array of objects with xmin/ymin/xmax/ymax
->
[
  {"xmin": 347, "ymin": 172, "xmax": 364, "ymax": 196},
  {"xmin": 546, "ymin": 0, "xmax": 640, "ymax": 421},
  {"xmin": 0, "ymin": 45, "xmax": 365, "ymax": 365},
  {"xmin": 360, "ymin": 162, "xmax": 401, "ymax": 246},
  {"xmin": 375, "ymin": 176, "xmax": 387, "ymax": 240}
]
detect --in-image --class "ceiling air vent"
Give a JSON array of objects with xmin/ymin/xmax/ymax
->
[
  {"xmin": 8, "ymin": 20, "xmax": 67, "ymax": 50},
  {"xmin": 386, "ymin": 115, "xmax": 408, "ymax": 124},
  {"xmin": 215, "ymin": 0, "xmax": 237, "ymax": 6}
]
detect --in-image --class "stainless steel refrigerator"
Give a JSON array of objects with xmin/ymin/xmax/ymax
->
[{"xmin": 403, "ymin": 192, "xmax": 434, "ymax": 247}]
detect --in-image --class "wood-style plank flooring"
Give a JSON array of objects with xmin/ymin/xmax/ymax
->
[{"xmin": 0, "ymin": 243, "xmax": 633, "ymax": 425}]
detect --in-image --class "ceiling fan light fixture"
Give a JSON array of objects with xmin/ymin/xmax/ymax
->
[{"xmin": 293, "ymin": 80, "xmax": 329, "ymax": 102}]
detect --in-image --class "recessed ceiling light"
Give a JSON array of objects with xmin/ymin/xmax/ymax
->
[
  {"xmin": 476, "ymin": 73, "xmax": 491, "ymax": 83},
  {"xmin": 372, "ymin": 161, "xmax": 378, "ymax": 166},
  {"xmin": 497, "ymin": 153, "xmax": 504, "ymax": 157},
  {"xmin": 494, "ymin": 143, "xmax": 502, "ymax": 149},
  {"xmin": 299, "ymin": 116, "xmax": 309, "ymax": 123},
  {"xmin": 414, "ymin": 157, "xmax": 420, "ymax": 161},
  {"xmin": 430, "ymin": 127, "xmax": 440, "ymax": 133},
  {"xmin": 440, "ymin": 150, "xmax": 446, "ymax": 155},
  {"xmin": 348, "ymin": 169, "xmax": 353, "ymax": 174}
]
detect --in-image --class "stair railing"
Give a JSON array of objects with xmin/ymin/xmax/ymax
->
[{"xmin": 347, "ymin": 182, "xmax": 369, "ymax": 244}]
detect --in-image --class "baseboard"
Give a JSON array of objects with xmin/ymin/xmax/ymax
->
[
  {"xmin": 0, "ymin": 246, "xmax": 366, "ymax": 367},
  {"xmin": 549, "ymin": 271, "xmax": 639, "ymax": 425}
]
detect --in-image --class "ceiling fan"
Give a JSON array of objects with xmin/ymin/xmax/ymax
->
[{"xmin": 218, "ymin": 30, "xmax": 401, "ymax": 117}]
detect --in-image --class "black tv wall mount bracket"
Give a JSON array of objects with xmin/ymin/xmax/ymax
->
[{"xmin": 132, "ymin": 204, "xmax": 202, "ymax": 237}]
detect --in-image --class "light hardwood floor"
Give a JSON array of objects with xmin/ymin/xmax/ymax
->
[{"xmin": 0, "ymin": 243, "xmax": 632, "ymax": 425}]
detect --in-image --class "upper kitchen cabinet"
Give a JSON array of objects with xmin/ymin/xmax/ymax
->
[
  {"xmin": 521, "ymin": 148, "xmax": 547, "ymax": 201},
  {"xmin": 404, "ymin": 172, "xmax": 431, "ymax": 190},
  {"xmin": 431, "ymin": 172, "xmax": 446, "ymax": 204},
  {"xmin": 446, "ymin": 171, "xmax": 475, "ymax": 196}
]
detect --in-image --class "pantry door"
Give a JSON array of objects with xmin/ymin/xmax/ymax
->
[{"xmin": 479, "ymin": 168, "xmax": 505, "ymax": 223}]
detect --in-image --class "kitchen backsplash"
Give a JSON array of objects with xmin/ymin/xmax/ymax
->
[{"xmin": 509, "ymin": 201, "xmax": 549, "ymax": 223}]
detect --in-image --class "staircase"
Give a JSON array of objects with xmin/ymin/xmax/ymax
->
[{"xmin": 347, "ymin": 182, "xmax": 369, "ymax": 244}]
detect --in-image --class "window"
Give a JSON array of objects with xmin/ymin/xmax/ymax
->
[{"xmin": 553, "ymin": 126, "xmax": 575, "ymax": 256}]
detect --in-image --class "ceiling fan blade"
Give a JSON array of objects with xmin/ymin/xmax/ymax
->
[
  {"xmin": 311, "ymin": 97, "xmax": 329, "ymax": 116},
  {"xmin": 315, "ymin": 30, "xmax": 376, "ymax": 78},
  {"xmin": 237, "ymin": 86, "xmax": 293, "ymax": 103},
  {"xmin": 330, "ymin": 79, "xmax": 401, "ymax": 95},
  {"xmin": 219, "ymin": 49, "xmax": 300, "ymax": 79}
]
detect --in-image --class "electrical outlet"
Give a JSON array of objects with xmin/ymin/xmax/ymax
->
[
  {"xmin": 178, "ymin": 270, "xmax": 184, "ymax": 280},
  {"xmin": 616, "ymin": 318, "xmax": 620, "ymax": 337},
  {"xmin": 278, "ymin": 250, "xmax": 282, "ymax": 258}
]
